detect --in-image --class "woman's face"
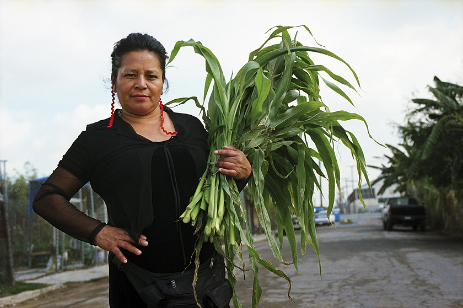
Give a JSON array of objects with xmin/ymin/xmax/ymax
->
[{"xmin": 113, "ymin": 50, "xmax": 164, "ymax": 117}]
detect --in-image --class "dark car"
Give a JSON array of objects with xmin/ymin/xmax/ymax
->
[
  {"xmin": 381, "ymin": 196, "xmax": 426, "ymax": 231},
  {"xmin": 291, "ymin": 214, "xmax": 300, "ymax": 230}
]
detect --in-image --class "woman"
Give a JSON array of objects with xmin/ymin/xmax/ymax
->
[{"xmin": 33, "ymin": 33, "xmax": 251, "ymax": 308}]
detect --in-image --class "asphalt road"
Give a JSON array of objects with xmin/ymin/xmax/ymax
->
[
  {"xmin": 9, "ymin": 215, "xmax": 463, "ymax": 308},
  {"xmin": 234, "ymin": 215, "xmax": 463, "ymax": 308}
]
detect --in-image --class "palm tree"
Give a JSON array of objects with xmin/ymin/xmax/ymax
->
[
  {"xmin": 369, "ymin": 143, "xmax": 415, "ymax": 196},
  {"xmin": 372, "ymin": 77, "xmax": 462, "ymax": 231},
  {"xmin": 407, "ymin": 76, "xmax": 463, "ymax": 190}
]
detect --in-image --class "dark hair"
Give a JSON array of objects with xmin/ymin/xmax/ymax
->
[{"xmin": 111, "ymin": 33, "xmax": 169, "ymax": 87}]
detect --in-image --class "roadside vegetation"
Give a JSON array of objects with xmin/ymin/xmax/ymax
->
[
  {"xmin": 0, "ymin": 281, "xmax": 49, "ymax": 298},
  {"xmin": 371, "ymin": 77, "xmax": 463, "ymax": 234},
  {"xmin": 0, "ymin": 163, "xmax": 39, "ymax": 293}
]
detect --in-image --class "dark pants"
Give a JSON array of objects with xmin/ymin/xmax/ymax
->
[
  {"xmin": 108, "ymin": 261, "xmax": 230, "ymax": 308},
  {"xmin": 159, "ymin": 304, "xmax": 229, "ymax": 308},
  {"xmin": 109, "ymin": 260, "xmax": 146, "ymax": 307}
]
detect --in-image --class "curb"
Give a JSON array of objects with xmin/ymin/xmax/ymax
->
[{"xmin": 0, "ymin": 284, "xmax": 65, "ymax": 307}]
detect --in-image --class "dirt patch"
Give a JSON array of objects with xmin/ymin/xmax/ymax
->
[{"xmin": 3, "ymin": 277, "xmax": 109, "ymax": 308}]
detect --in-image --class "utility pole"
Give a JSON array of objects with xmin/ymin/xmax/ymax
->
[
  {"xmin": 350, "ymin": 165, "xmax": 355, "ymax": 193},
  {"xmin": 341, "ymin": 177, "xmax": 350, "ymax": 213},
  {"xmin": 0, "ymin": 160, "xmax": 14, "ymax": 287},
  {"xmin": 350, "ymin": 165, "xmax": 356, "ymax": 213}
]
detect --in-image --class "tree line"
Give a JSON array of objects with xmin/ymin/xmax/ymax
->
[{"xmin": 0, "ymin": 163, "xmax": 38, "ymax": 289}]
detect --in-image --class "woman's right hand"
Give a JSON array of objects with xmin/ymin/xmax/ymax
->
[{"xmin": 94, "ymin": 225, "xmax": 148, "ymax": 263}]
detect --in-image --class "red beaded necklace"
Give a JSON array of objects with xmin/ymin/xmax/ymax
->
[{"xmin": 159, "ymin": 99, "xmax": 177, "ymax": 136}]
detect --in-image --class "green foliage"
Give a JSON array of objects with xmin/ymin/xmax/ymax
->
[
  {"xmin": 6, "ymin": 162, "xmax": 37, "ymax": 215},
  {"xmin": 168, "ymin": 26, "xmax": 372, "ymax": 307},
  {"xmin": 372, "ymin": 77, "xmax": 463, "ymax": 232},
  {"xmin": 3, "ymin": 163, "xmax": 49, "ymax": 268},
  {"xmin": 402, "ymin": 77, "xmax": 462, "ymax": 190},
  {"xmin": 0, "ymin": 281, "xmax": 49, "ymax": 297},
  {"xmin": 370, "ymin": 143, "xmax": 415, "ymax": 196}
]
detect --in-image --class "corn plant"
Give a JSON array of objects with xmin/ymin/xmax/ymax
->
[{"xmin": 167, "ymin": 25, "xmax": 374, "ymax": 308}]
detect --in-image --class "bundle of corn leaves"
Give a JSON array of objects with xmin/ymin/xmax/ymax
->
[{"xmin": 167, "ymin": 26, "xmax": 373, "ymax": 307}]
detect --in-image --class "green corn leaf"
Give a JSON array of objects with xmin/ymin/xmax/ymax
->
[
  {"xmin": 249, "ymin": 252, "xmax": 262, "ymax": 308},
  {"xmin": 235, "ymin": 61, "xmax": 260, "ymax": 94},
  {"xmin": 244, "ymin": 134, "xmax": 267, "ymax": 151},
  {"xmin": 203, "ymin": 74, "xmax": 213, "ymax": 104},
  {"xmin": 251, "ymin": 149, "xmax": 285, "ymax": 263},
  {"xmin": 228, "ymin": 179, "xmax": 292, "ymax": 301},
  {"xmin": 239, "ymin": 127, "xmax": 266, "ymax": 144},
  {"xmin": 265, "ymin": 175, "xmax": 298, "ymax": 271},
  {"xmin": 296, "ymin": 143, "xmax": 306, "ymax": 212},
  {"xmin": 268, "ymin": 102, "xmax": 314, "ymax": 129},
  {"xmin": 282, "ymin": 89, "xmax": 301, "ymax": 104},
  {"xmin": 271, "ymin": 140, "xmax": 294, "ymax": 151},
  {"xmin": 266, "ymin": 52, "xmax": 296, "ymax": 122},
  {"xmin": 249, "ymin": 25, "xmax": 294, "ymax": 61},
  {"xmin": 254, "ymin": 46, "xmax": 360, "ymax": 88},
  {"xmin": 178, "ymin": 40, "xmax": 229, "ymax": 110},
  {"xmin": 307, "ymin": 129, "xmax": 339, "ymax": 215},
  {"xmin": 306, "ymin": 65, "xmax": 358, "ymax": 93},
  {"xmin": 271, "ymin": 126, "xmax": 305, "ymax": 139},
  {"xmin": 249, "ymin": 68, "xmax": 271, "ymax": 123},
  {"xmin": 320, "ymin": 76, "xmax": 354, "ymax": 106},
  {"xmin": 169, "ymin": 25, "xmax": 374, "ymax": 307},
  {"xmin": 269, "ymin": 152, "xmax": 294, "ymax": 179}
]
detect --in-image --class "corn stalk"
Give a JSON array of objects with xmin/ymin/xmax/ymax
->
[{"xmin": 168, "ymin": 25, "xmax": 374, "ymax": 308}]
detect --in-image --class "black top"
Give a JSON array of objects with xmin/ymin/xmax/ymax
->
[
  {"xmin": 33, "ymin": 107, "xmax": 248, "ymax": 274},
  {"xmin": 38, "ymin": 107, "xmax": 215, "ymax": 272},
  {"xmin": 125, "ymin": 141, "xmax": 215, "ymax": 272},
  {"xmin": 59, "ymin": 108, "xmax": 209, "ymax": 243}
]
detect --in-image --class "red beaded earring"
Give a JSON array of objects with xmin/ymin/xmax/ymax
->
[
  {"xmin": 159, "ymin": 99, "xmax": 177, "ymax": 136},
  {"xmin": 108, "ymin": 89, "xmax": 115, "ymax": 128}
]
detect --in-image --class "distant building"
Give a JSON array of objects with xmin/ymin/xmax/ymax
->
[{"xmin": 346, "ymin": 180, "xmax": 400, "ymax": 213}]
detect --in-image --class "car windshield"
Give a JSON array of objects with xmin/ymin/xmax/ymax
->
[{"xmin": 388, "ymin": 197, "xmax": 418, "ymax": 205}]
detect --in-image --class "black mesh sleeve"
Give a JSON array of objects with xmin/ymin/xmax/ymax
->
[
  {"xmin": 235, "ymin": 174, "xmax": 251, "ymax": 192},
  {"xmin": 32, "ymin": 167, "xmax": 104, "ymax": 244}
]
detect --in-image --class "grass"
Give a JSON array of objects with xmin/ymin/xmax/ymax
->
[
  {"xmin": 0, "ymin": 281, "xmax": 49, "ymax": 298},
  {"xmin": 437, "ymin": 230, "xmax": 463, "ymax": 242}
]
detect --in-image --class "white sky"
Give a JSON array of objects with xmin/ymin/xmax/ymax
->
[{"xmin": 1, "ymin": 0, "xmax": 462, "ymax": 202}]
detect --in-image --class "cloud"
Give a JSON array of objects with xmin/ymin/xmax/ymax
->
[
  {"xmin": 0, "ymin": 0, "xmax": 462, "ymax": 188},
  {"xmin": 0, "ymin": 102, "xmax": 108, "ymax": 176},
  {"xmin": 0, "ymin": 107, "xmax": 32, "ymax": 148}
]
